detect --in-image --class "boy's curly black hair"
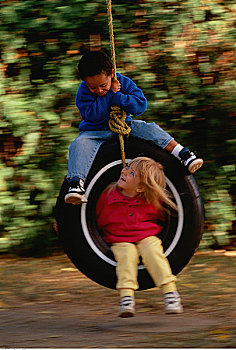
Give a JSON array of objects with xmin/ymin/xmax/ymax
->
[{"xmin": 78, "ymin": 51, "xmax": 113, "ymax": 80}]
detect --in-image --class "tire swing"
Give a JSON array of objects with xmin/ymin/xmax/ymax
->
[
  {"xmin": 56, "ymin": 137, "xmax": 204, "ymax": 290},
  {"xmin": 55, "ymin": 0, "xmax": 204, "ymax": 290}
]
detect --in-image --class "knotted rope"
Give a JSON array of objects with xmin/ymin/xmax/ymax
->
[{"xmin": 107, "ymin": 0, "xmax": 131, "ymax": 168}]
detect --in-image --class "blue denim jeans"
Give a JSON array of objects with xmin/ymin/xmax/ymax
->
[{"xmin": 67, "ymin": 120, "xmax": 173, "ymax": 181}]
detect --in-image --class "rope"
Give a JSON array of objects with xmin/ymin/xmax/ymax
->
[
  {"xmin": 106, "ymin": 0, "xmax": 130, "ymax": 168},
  {"xmin": 107, "ymin": 0, "xmax": 117, "ymax": 80}
]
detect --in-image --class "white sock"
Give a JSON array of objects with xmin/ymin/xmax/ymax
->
[{"xmin": 171, "ymin": 144, "xmax": 184, "ymax": 160}]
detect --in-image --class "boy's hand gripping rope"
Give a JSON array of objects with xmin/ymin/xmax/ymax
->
[{"xmin": 107, "ymin": 0, "xmax": 131, "ymax": 168}]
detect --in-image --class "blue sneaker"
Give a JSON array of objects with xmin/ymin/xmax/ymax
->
[{"xmin": 179, "ymin": 148, "xmax": 203, "ymax": 174}]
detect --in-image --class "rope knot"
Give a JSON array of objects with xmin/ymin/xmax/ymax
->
[
  {"xmin": 108, "ymin": 105, "xmax": 131, "ymax": 136},
  {"xmin": 108, "ymin": 105, "xmax": 131, "ymax": 168}
]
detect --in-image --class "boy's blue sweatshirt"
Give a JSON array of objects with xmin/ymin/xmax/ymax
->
[{"xmin": 75, "ymin": 72, "xmax": 147, "ymax": 131}]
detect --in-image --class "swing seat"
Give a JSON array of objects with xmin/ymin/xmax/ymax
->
[{"xmin": 55, "ymin": 136, "xmax": 204, "ymax": 290}]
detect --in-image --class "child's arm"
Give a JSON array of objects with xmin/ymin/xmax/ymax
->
[
  {"xmin": 76, "ymin": 75, "xmax": 147, "ymax": 123},
  {"xmin": 76, "ymin": 83, "xmax": 116, "ymax": 123},
  {"xmin": 111, "ymin": 74, "xmax": 147, "ymax": 117}
]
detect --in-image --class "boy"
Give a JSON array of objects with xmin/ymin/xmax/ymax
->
[{"xmin": 65, "ymin": 51, "xmax": 203, "ymax": 205}]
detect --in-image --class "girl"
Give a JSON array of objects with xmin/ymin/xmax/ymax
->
[{"xmin": 96, "ymin": 156, "xmax": 183, "ymax": 318}]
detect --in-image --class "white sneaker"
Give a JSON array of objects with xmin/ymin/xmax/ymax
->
[
  {"xmin": 118, "ymin": 296, "xmax": 135, "ymax": 318},
  {"xmin": 164, "ymin": 291, "xmax": 183, "ymax": 314}
]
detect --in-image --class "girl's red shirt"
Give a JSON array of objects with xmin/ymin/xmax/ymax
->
[{"xmin": 96, "ymin": 188, "xmax": 164, "ymax": 244}]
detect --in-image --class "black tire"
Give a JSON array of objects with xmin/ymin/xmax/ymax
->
[{"xmin": 55, "ymin": 136, "xmax": 204, "ymax": 290}]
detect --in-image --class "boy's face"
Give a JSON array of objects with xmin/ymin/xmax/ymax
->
[{"xmin": 84, "ymin": 69, "xmax": 114, "ymax": 97}]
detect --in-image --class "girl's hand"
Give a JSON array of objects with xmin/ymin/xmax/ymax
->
[
  {"xmin": 53, "ymin": 221, "xmax": 58, "ymax": 234},
  {"xmin": 111, "ymin": 80, "xmax": 121, "ymax": 93}
]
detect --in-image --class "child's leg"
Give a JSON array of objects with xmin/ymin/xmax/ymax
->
[
  {"xmin": 130, "ymin": 120, "xmax": 203, "ymax": 173},
  {"xmin": 137, "ymin": 236, "xmax": 183, "ymax": 313},
  {"xmin": 136, "ymin": 236, "xmax": 176, "ymax": 293},
  {"xmin": 67, "ymin": 130, "xmax": 114, "ymax": 181},
  {"xmin": 65, "ymin": 130, "xmax": 114, "ymax": 205},
  {"xmin": 111, "ymin": 242, "xmax": 139, "ymax": 295},
  {"xmin": 130, "ymin": 120, "xmax": 173, "ymax": 150},
  {"xmin": 111, "ymin": 242, "xmax": 139, "ymax": 317}
]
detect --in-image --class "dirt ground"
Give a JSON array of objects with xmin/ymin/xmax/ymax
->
[{"xmin": 0, "ymin": 250, "xmax": 235, "ymax": 348}]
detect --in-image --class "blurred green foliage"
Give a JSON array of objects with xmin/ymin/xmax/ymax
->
[{"xmin": 0, "ymin": 0, "xmax": 235, "ymax": 255}]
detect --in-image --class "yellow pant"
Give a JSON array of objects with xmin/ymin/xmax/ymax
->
[{"xmin": 111, "ymin": 236, "xmax": 176, "ymax": 298}]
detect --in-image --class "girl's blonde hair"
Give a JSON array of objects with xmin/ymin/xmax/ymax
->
[{"xmin": 126, "ymin": 157, "xmax": 177, "ymax": 211}]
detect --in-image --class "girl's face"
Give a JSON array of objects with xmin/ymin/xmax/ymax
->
[
  {"xmin": 117, "ymin": 164, "xmax": 144, "ymax": 197},
  {"xmin": 84, "ymin": 70, "xmax": 114, "ymax": 97}
]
